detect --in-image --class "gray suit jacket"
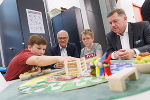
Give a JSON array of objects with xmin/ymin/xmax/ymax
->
[{"xmin": 106, "ymin": 21, "xmax": 150, "ymax": 57}]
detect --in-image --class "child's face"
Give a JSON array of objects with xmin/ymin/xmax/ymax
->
[
  {"xmin": 81, "ymin": 34, "xmax": 94, "ymax": 47},
  {"xmin": 28, "ymin": 44, "xmax": 47, "ymax": 56}
]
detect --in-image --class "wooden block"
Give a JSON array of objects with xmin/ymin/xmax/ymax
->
[
  {"xmin": 64, "ymin": 57, "xmax": 87, "ymax": 75},
  {"xmin": 67, "ymin": 65, "xmax": 77, "ymax": 68},
  {"xmin": 67, "ymin": 68, "xmax": 77, "ymax": 71},
  {"xmin": 108, "ymin": 67, "xmax": 138, "ymax": 92}
]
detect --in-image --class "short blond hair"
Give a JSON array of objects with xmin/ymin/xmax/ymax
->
[
  {"xmin": 81, "ymin": 29, "xmax": 94, "ymax": 37},
  {"xmin": 107, "ymin": 8, "xmax": 126, "ymax": 18}
]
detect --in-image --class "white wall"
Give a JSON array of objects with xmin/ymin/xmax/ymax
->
[
  {"xmin": 116, "ymin": 0, "xmax": 136, "ymax": 22},
  {"xmin": 46, "ymin": 0, "xmax": 80, "ymax": 11},
  {"xmin": 116, "ymin": 0, "xmax": 145, "ymax": 22},
  {"xmin": 0, "ymin": 0, "xmax": 3, "ymax": 5},
  {"xmin": 132, "ymin": 0, "xmax": 145, "ymax": 7}
]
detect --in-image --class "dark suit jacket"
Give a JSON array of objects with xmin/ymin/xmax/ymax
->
[
  {"xmin": 46, "ymin": 43, "xmax": 79, "ymax": 69},
  {"xmin": 106, "ymin": 21, "xmax": 150, "ymax": 57},
  {"xmin": 49, "ymin": 43, "xmax": 79, "ymax": 58}
]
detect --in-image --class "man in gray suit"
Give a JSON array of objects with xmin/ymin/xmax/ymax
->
[{"xmin": 106, "ymin": 8, "xmax": 150, "ymax": 60}]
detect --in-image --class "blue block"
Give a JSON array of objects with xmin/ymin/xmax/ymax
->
[
  {"xmin": 100, "ymin": 68, "xmax": 104, "ymax": 76},
  {"xmin": 0, "ymin": 67, "xmax": 7, "ymax": 72},
  {"xmin": 2, "ymin": 74, "xmax": 5, "ymax": 76}
]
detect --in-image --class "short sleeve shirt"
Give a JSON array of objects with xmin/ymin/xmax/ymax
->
[
  {"xmin": 80, "ymin": 43, "xmax": 103, "ymax": 59},
  {"xmin": 4, "ymin": 49, "xmax": 36, "ymax": 81}
]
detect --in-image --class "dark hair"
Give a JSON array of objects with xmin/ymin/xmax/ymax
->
[
  {"xmin": 81, "ymin": 29, "xmax": 94, "ymax": 37},
  {"xmin": 107, "ymin": 8, "xmax": 126, "ymax": 18},
  {"xmin": 28, "ymin": 35, "xmax": 47, "ymax": 46}
]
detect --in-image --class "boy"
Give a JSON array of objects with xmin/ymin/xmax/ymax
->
[
  {"xmin": 5, "ymin": 35, "xmax": 75, "ymax": 81},
  {"xmin": 80, "ymin": 29, "xmax": 103, "ymax": 64}
]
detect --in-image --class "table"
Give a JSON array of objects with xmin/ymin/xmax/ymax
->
[{"xmin": 1, "ymin": 60, "xmax": 150, "ymax": 100}]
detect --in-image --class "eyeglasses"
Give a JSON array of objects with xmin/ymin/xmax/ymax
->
[
  {"xmin": 81, "ymin": 37, "xmax": 91, "ymax": 41},
  {"xmin": 58, "ymin": 37, "xmax": 68, "ymax": 40}
]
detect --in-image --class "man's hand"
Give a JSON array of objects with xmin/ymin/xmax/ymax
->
[
  {"xmin": 115, "ymin": 49, "xmax": 135, "ymax": 59},
  {"xmin": 113, "ymin": 50, "xmax": 122, "ymax": 59}
]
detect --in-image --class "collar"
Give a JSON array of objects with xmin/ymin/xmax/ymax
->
[
  {"xmin": 125, "ymin": 23, "xmax": 128, "ymax": 33},
  {"xmin": 117, "ymin": 23, "xmax": 128, "ymax": 36},
  {"xmin": 59, "ymin": 44, "xmax": 67, "ymax": 49}
]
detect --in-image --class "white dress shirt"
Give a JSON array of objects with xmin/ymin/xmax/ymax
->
[
  {"xmin": 59, "ymin": 45, "xmax": 68, "ymax": 56},
  {"xmin": 119, "ymin": 24, "xmax": 130, "ymax": 49},
  {"xmin": 111, "ymin": 24, "xmax": 140, "ymax": 59}
]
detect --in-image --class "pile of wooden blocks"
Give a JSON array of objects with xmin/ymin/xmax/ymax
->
[{"xmin": 64, "ymin": 58, "xmax": 87, "ymax": 75}]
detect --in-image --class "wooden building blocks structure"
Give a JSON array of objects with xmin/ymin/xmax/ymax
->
[
  {"xmin": 108, "ymin": 67, "xmax": 138, "ymax": 92},
  {"xmin": 64, "ymin": 58, "xmax": 87, "ymax": 75}
]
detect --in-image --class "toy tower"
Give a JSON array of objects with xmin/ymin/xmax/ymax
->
[{"xmin": 64, "ymin": 57, "xmax": 87, "ymax": 75}]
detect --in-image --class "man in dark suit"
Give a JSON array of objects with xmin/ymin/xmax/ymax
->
[
  {"xmin": 106, "ymin": 8, "xmax": 150, "ymax": 60},
  {"xmin": 49, "ymin": 30, "xmax": 79, "ymax": 68}
]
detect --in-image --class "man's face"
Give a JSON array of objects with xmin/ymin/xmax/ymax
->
[
  {"xmin": 108, "ymin": 13, "xmax": 127, "ymax": 35},
  {"xmin": 57, "ymin": 31, "xmax": 69, "ymax": 48},
  {"xmin": 28, "ymin": 44, "xmax": 46, "ymax": 56},
  {"xmin": 81, "ymin": 34, "xmax": 94, "ymax": 48}
]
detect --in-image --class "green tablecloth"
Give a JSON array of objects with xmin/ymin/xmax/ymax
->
[{"xmin": 1, "ymin": 59, "xmax": 150, "ymax": 100}]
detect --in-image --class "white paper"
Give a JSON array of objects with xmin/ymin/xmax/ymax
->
[
  {"xmin": 0, "ymin": 72, "xmax": 8, "ymax": 92},
  {"xmin": 26, "ymin": 9, "xmax": 45, "ymax": 34}
]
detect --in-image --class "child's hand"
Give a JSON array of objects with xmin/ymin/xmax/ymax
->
[
  {"xmin": 57, "ymin": 56, "xmax": 77, "ymax": 63},
  {"xmin": 55, "ymin": 62, "xmax": 64, "ymax": 68}
]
